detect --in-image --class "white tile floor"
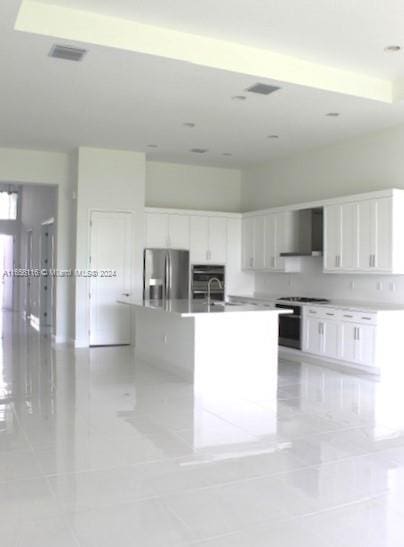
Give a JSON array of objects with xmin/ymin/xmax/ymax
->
[{"xmin": 1, "ymin": 312, "xmax": 404, "ymax": 546}]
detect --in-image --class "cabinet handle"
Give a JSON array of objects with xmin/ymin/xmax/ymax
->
[
  {"xmin": 309, "ymin": 310, "xmax": 317, "ymax": 314},
  {"xmin": 271, "ymin": 256, "xmax": 275, "ymax": 268},
  {"xmin": 326, "ymin": 312, "xmax": 335, "ymax": 316},
  {"xmin": 373, "ymin": 254, "xmax": 376, "ymax": 267},
  {"xmin": 344, "ymin": 314, "xmax": 353, "ymax": 318},
  {"xmin": 361, "ymin": 317, "xmax": 371, "ymax": 321},
  {"xmin": 369, "ymin": 254, "xmax": 376, "ymax": 268},
  {"xmin": 249, "ymin": 257, "xmax": 254, "ymax": 268},
  {"xmin": 357, "ymin": 327, "xmax": 360, "ymax": 340},
  {"xmin": 335, "ymin": 255, "xmax": 339, "ymax": 267}
]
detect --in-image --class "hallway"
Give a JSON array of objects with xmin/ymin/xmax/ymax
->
[{"xmin": 1, "ymin": 313, "xmax": 404, "ymax": 546}]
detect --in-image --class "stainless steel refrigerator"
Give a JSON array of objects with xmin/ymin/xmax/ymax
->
[{"xmin": 143, "ymin": 249, "xmax": 190, "ymax": 300}]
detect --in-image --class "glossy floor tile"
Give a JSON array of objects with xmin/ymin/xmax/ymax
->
[{"xmin": 1, "ymin": 313, "xmax": 404, "ymax": 545}]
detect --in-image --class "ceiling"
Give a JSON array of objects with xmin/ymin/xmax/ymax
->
[
  {"xmin": 2, "ymin": 0, "xmax": 404, "ymax": 168},
  {"xmin": 34, "ymin": 0, "xmax": 404, "ymax": 79}
]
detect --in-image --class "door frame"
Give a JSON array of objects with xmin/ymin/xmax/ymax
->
[
  {"xmin": 40, "ymin": 217, "xmax": 56, "ymax": 331},
  {"xmin": 25, "ymin": 229, "xmax": 33, "ymax": 318},
  {"xmin": 88, "ymin": 209, "xmax": 135, "ymax": 347}
]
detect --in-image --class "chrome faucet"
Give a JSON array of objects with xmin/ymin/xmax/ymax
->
[{"xmin": 207, "ymin": 277, "xmax": 223, "ymax": 305}]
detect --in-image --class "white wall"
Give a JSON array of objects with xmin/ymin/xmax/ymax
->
[
  {"xmin": 146, "ymin": 161, "xmax": 242, "ymax": 212},
  {"xmin": 241, "ymin": 124, "xmax": 404, "ymax": 211},
  {"xmin": 0, "ymin": 148, "xmax": 75, "ymax": 342},
  {"xmin": 241, "ymin": 123, "xmax": 404, "ymax": 305},
  {"xmin": 75, "ymin": 147, "xmax": 146, "ymax": 347},
  {"xmin": 19, "ymin": 185, "xmax": 57, "ymax": 323}
]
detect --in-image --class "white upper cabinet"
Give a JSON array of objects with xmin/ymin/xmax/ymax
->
[
  {"xmin": 190, "ymin": 215, "xmax": 227, "ymax": 264},
  {"xmin": 190, "ymin": 216, "xmax": 210, "ymax": 263},
  {"xmin": 145, "ymin": 213, "xmax": 169, "ymax": 248},
  {"xmin": 209, "ymin": 217, "xmax": 227, "ymax": 264},
  {"xmin": 324, "ymin": 193, "xmax": 400, "ymax": 274},
  {"xmin": 168, "ymin": 214, "xmax": 190, "ymax": 249},
  {"xmin": 242, "ymin": 216, "xmax": 255, "ymax": 270},
  {"xmin": 242, "ymin": 211, "xmax": 300, "ymax": 272},
  {"xmin": 146, "ymin": 212, "xmax": 190, "ymax": 249}
]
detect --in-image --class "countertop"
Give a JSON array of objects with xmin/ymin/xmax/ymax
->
[
  {"xmin": 228, "ymin": 294, "xmax": 404, "ymax": 313},
  {"xmin": 117, "ymin": 296, "xmax": 292, "ymax": 318}
]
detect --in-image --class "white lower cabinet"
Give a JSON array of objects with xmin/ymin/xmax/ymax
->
[{"xmin": 303, "ymin": 306, "xmax": 377, "ymax": 368}]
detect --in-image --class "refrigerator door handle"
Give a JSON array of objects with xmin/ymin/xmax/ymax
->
[{"xmin": 164, "ymin": 253, "xmax": 169, "ymax": 300}]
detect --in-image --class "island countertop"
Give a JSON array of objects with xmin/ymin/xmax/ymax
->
[{"xmin": 118, "ymin": 296, "xmax": 292, "ymax": 318}]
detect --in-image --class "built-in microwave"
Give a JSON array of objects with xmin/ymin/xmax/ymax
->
[{"xmin": 191, "ymin": 265, "xmax": 225, "ymax": 301}]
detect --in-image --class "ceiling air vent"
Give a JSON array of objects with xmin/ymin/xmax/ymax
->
[
  {"xmin": 49, "ymin": 45, "xmax": 87, "ymax": 62},
  {"xmin": 246, "ymin": 83, "xmax": 281, "ymax": 95},
  {"xmin": 190, "ymin": 148, "xmax": 208, "ymax": 154}
]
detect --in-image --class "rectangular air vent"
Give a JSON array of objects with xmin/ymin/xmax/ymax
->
[
  {"xmin": 246, "ymin": 83, "xmax": 281, "ymax": 95},
  {"xmin": 190, "ymin": 148, "xmax": 208, "ymax": 154},
  {"xmin": 49, "ymin": 45, "xmax": 87, "ymax": 62}
]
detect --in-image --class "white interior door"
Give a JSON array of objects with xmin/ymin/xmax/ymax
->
[{"xmin": 90, "ymin": 211, "xmax": 133, "ymax": 346}]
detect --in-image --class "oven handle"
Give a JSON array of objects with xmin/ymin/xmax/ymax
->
[{"xmin": 280, "ymin": 314, "xmax": 301, "ymax": 319}]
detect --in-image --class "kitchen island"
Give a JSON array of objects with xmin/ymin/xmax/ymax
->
[{"xmin": 118, "ymin": 297, "xmax": 291, "ymax": 403}]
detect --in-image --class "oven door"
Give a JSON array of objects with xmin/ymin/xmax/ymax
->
[{"xmin": 276, "ymin": 304, "xmax": 301, "ymax": 349}]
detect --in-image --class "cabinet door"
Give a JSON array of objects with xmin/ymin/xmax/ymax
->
[
  {"xmin": 145, "ymin": 213, "xmax": 169, "ymax": 248},
  {"xmin": 168, "ymin": 214, "xmax": 190, "ymax": 250},
  {"xmin": 252, "ymin": 216, "xmax": 265, "ymax": 270},
  {"xmin": 323, "ymin": 320, "xmax": 339, "ymax": 359},
  {"xmin": 264, "ymin": 214, "xmax": 276, "ymax": 270},
  {"xmin": 356, "ymin": 325, "xmax": 376, "ymax": 366},
  {"xmin": 242, "ymin": 217, "xmax": 255, "ymax": 270},
  {"xmin": 303, "ymin": 317, "xmax": 323, "ymax": 355},
  {"xmin": 358, "ymin": 201, "xmax": 373, "ymax": 270},
  {"xmin": 340, "ymin": 323, "xmax": 357, "ymax": 362},
  {"xmin": 374, "ymin": 197, "xmax": 393, "ymax": 271},
  {"xmin": 340, "ymin": 203, "xmax": 358, "ymax": 270},
  {"xmin": 324, "ymin": 205, "xmax": 342, "ymax": 270},
  {"xmin": 209, "ymin": 217, "xmax": 227, "ymax": 263},
  {"xmin": 190, "ymin": 216, "xmax": 209, "ymax": 263}
]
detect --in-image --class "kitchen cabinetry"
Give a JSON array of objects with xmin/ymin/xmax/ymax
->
[
  {"xmin": 145, "ymin": 212, "xmax": 190, "ymax": 249},
  {"xmin": 324, "ymin": 194, "xmax": 398, "ymax": 273},
  {"xmin": 190, "ymin": 215, "xmax": 227, "ymax": 264},
  {"xmin": 303, "ymin": 308, "xmax": 339, "ymax": 359},
  {"xmin": 242, "ymin": 211, "xmax": 300, "ymax": 272},
  {"xmin": 303, "ymin": 306, "xmax": 377, "ymax": 368}
]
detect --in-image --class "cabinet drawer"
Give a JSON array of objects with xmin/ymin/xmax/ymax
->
[
  {"xmin": 339, "ymin": 311, "xmax": 377, "ymax": 325},
  {"xmin": 304, "ymin": 306, "xmax": 339, "ymax": 319}
]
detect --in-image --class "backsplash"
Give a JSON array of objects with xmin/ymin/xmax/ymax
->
[{"xmin": 254, "ymin": 257, "xmax": 404, "ymax": 304}]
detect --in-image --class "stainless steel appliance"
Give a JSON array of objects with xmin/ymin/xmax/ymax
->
[
  {"xmin": 143, "ymin": 249, "xmax": 190, "ymax": 300},
  {"xmin": 276, "ymin": 296, "xmax": 329, "ymax": 349},
  {"xmin": 191, "ymin": 265, "xmax": 225, "ymax": 301}
]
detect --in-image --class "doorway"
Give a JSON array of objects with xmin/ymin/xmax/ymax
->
[
  {"xmin": 0, "ymin": 234, "xmax": 14, "ymax": 310},
  {"xmin": 89, "ymin": 211, "xmax": 133, "ymax": 346},
  {"xmin": 25, "ymin": 229, "xmax": 33, "ymax": 318},
  {"xmin": 40, "ymin": 220, "xmax": 55, "ymax": 329}
]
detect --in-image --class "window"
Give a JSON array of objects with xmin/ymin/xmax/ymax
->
[{"xmin": 0, "ymin": 191, "xmax": 18, "ymax": 220}]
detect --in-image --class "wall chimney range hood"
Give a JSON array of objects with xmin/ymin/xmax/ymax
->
[{"xmin": 280, "ymin": 208, "xmax": 323, "ymax": 258}]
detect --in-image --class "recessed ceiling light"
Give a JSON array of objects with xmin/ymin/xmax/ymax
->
[
  {"xmin": 247, "ymin": 83, "xmax": 281, "ymax": 95},
  {"xmin": 190, "ymin": 148, "xmax": 208, "ymax": 154},
  {"xmin": 267, "ymin": 135, "xmax": 279, "ymax": 139},
  {"xmin": 232, "ymin": 95, "xmax": 247, "ymax": 101},
  {"xmin": 384, "ymin": 45, "xmax": 401, "ymax": 52},
  {"xmin": 222, "ymin": 152, "xmax": 233, "ymax": 156},
  {"xmin": 146, "ymin": 144, "xmax": 158, "ymax": 148},
  {"xmin": 183, "ymin": 122, "xmax": 196, "ymax": 128},
  {"xmin": 326, "ymin": 112, "xmax": 340, "ymax": 117}
]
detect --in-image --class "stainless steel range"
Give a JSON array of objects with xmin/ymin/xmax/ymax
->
[{"xmin": 276, "ymin": 296, "xmax": 330, "ymax": 349}]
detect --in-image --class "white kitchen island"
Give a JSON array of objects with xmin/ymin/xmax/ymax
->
[{"xmin": 118, "ymin": 297, "xmax": 291, "ymax": 404}]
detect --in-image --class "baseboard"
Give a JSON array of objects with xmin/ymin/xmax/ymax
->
[{"xmin": 279, "ymin": 346, "xmax": 378, "ymax": 376}]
